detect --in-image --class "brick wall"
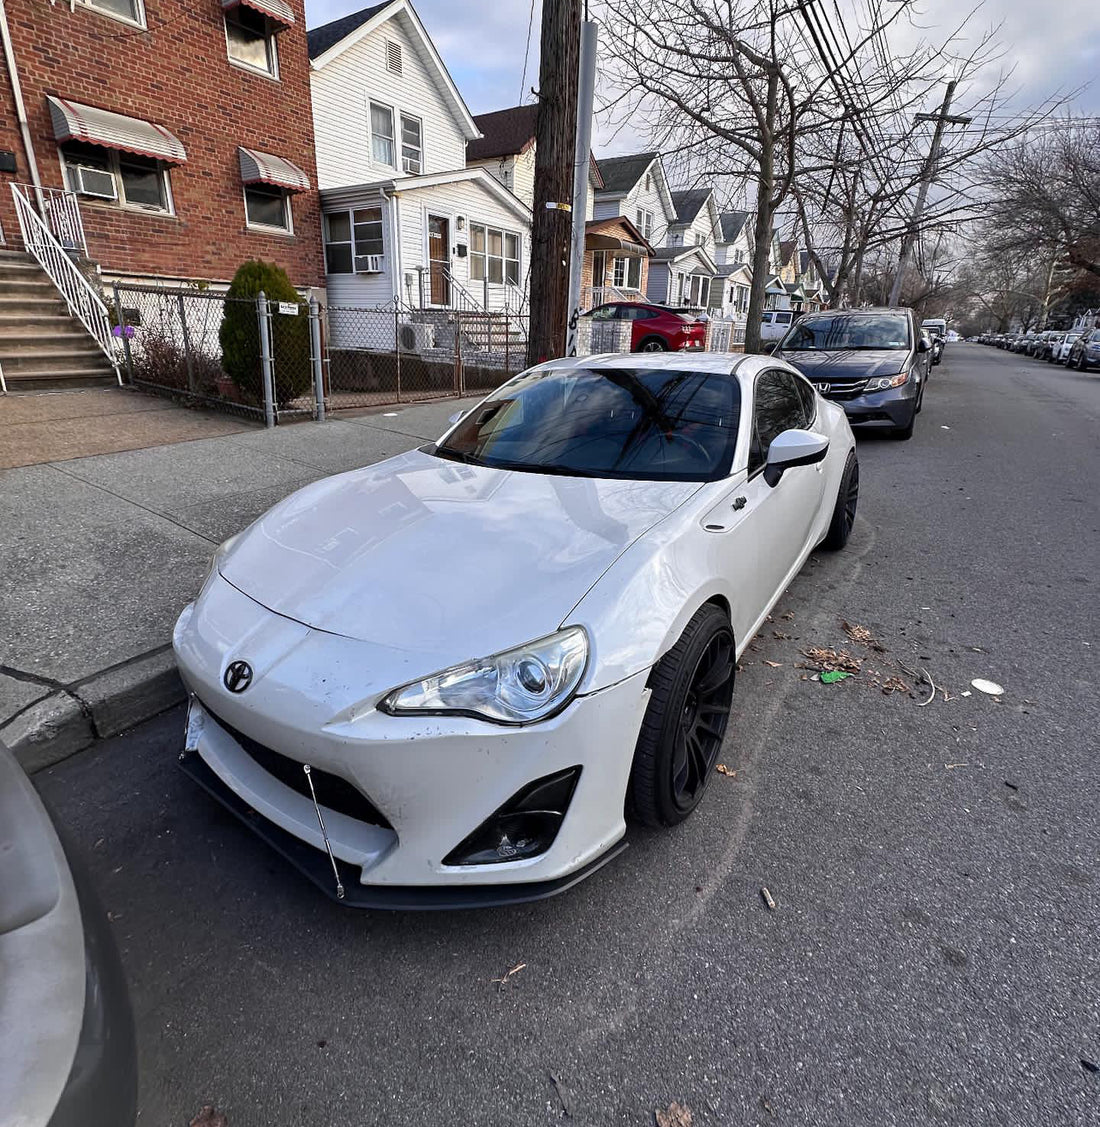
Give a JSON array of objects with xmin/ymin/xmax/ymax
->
[
  {"xmin": 580, "ymin": 216, "xmax": 651, "ymax": 304},
  {"xmin": 0, "ymin": 0, "xmax": 322, "ymax": 288}
]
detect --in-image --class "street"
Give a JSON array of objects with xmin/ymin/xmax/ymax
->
[{"xmin": 36, "ymin": 345, "xmax": 1100, "ymax": 1126}]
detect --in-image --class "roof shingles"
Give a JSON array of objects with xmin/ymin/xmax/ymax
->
[{"xmin": 307, "ymin": 1, "xmax": 394, "ymax": 60}]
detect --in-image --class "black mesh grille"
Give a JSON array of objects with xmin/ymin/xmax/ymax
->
[{"xmin": 202, "ymin": 702, "xmax": 392, "ymax": 829}]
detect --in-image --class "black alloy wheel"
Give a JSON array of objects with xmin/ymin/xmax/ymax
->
[{"xmin": 628, "ymin": 605, "xmax": 735, "ymax": 827}]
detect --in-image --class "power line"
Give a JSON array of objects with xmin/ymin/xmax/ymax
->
[{"xmin": 519, "ymin": 0, "xmax": 537, "ymax": 104}]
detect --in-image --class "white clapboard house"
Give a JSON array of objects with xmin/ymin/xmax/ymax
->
[{"xmin": 308, "ymin": 0, "xmax": 532, "ymax": 352}]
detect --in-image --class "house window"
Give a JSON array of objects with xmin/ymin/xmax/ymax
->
[
  {"xmin": 61, "ymin": 141, "xmax": 171, "ymax": 213},
  {"xmin": 470, "ymin": 224, "xmax": 519, "ymax": 284},
  {"xmin": 386, "ymin": 39, "xmax": 402, "ymax": 75},
  {"xmin": 635, "ymin": 207, "xmax": 653, "ymax": 241},
  {"xmin": 370, "ymin": 102, "xmax": 395, "ymax": 166},
  {"xmin": 324, "ymin": 207, "xmax": 384, "ymax": 274},
  {"xmin": 225, "ymin": 6, "xmax": 278, "ymax": 76},
  {"xmin": 734, "ymin": 248, "xmax": 745, "ymax": 265},
  {"xmin": 244, "ymin": 184, "xmax": 291, "ymax": 232},
  {"xmin": 612, "ymin": 255, "xmax": 641, "ymax": 291},
  {"xmin": 400, "ymin": 114, "xmax": 422, "ymax": 175},
  {"xmin": 80, "ymin": 0, "xmax": 144, "ymax": 27}
]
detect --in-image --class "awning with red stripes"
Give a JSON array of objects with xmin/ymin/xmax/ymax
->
[
  {"xmin": 238, "ymin": 147, "xmax": 310, "ymax": 192},
  {"xmin": 222, "ymin": 0, "xmax": 295, "ymax": 29},
  {"xmin": 47, "ymin": 97, "xmax": 187, "ymax": 164}
]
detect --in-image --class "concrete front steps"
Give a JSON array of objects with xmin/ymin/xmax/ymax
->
[{"xmin": 0, "ymin": 250, "xmax": 117, "ymax": 390}]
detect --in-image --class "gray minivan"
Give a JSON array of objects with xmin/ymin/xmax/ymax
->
[{"xmin": 771, "ymin": 307, "xmax": 932, "ymax": 440}]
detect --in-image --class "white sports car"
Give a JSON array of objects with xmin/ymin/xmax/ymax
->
[{"xmin": 174, "ymin": 352, "xmax": 858, "ymax": 907}]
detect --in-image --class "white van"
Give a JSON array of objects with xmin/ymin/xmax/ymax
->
[{"xmin": 761, "ymin": 309, "xmax": 795, "ymax": 341}]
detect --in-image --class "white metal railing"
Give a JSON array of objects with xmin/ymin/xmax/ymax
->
[
  {"xmin": 36, "ymin": 186, "xmax": 88, "ymax": 254},
  {"xmin": 10, "ymin": 183, "xmax": 119, "ymax": 380},
  {"xmin": 584, "ymin": 285, "xmax": 642, "ymax": 310}
]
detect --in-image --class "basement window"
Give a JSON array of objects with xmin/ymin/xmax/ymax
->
[
  {"xmin": 60, "ymin": 141, "xmax": 171, "ymax": 213},
  {"xmin": 225, "ymin": 6, "xmax": 279, "ymax": 77}
]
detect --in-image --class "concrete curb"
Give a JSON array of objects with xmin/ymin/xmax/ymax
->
[{"xmin": 0, "ymin": 648, "xmax": 185, "ymax": 773}]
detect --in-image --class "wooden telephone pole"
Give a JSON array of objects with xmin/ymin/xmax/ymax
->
[
  {"xmin": 888, "ymin": 80, "xmax": 972, "ymax": 307},
  {"xmin": 526, "ymin": 0, "xmax": 582, "ymax": 367}
]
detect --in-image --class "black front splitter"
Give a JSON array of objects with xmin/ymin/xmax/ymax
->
[{"xmin": 179, "ymin": 749, "xmax": 628, "ymax": 910}]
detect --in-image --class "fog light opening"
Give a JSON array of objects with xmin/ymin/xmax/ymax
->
[{"xmin": 443, "ymin": 767, "xmax": 582, "ymax": 866}]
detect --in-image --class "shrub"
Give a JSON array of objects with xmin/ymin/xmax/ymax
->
[{"xmin": 218, "ymin": 260, "xmax": 312, "ymax": 405}]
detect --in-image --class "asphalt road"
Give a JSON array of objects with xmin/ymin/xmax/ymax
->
[{"xmin": 37, "ymin": 345, "xmax": 1100, "ymax": 1127}]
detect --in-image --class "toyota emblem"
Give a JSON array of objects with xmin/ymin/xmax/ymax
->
[{"xmin": 223, "ymin": 660, "xmax": 254, "ymax": 693}]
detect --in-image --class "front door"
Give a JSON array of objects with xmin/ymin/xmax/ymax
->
[{"xmin": 428, "ymin": 215, "xmax": 450, "ymax": 305}]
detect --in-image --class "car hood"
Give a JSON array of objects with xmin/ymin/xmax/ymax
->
[
  {"xmin": 219, "ymin": 447, "xmax": 701, "ymax": 660},
  {"xmin": 778, "ymin": 349, "xmax": 910, "ymax": 379}
]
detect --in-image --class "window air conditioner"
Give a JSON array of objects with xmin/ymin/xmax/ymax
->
[
  {"xmin": 73, "ymin": 165, "xmax": 117, "ymax": 200},
  {"xmin": 354, "ymin": 254, "xmax": 383, "ymax": 274}
]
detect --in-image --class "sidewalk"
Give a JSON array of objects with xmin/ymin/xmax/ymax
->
[{"xmin": 0, "ymin": 395, "xmax": 473, "ymax": 770}]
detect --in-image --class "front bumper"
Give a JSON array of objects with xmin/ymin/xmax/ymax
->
[
  {"xmin": 827, "ymin": 382, "xmax": 918, "ymax": 428},
  {"xmin": 173, "ymin": 580, "xmax": 650, "ymax": 906}
]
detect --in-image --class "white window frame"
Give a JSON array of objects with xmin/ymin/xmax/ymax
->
[
  {"xmin": 399, "ymin": 112, "xmax": 423, "ymax": 175},
  {"xmin": 469, "ymin": 222, "xmax": 521, "ymax": 286},
  {"xmin": 78, "ymin": 0, "xmax": 146, "ymax": 30},
  {"xmin": 243, "ymin": 184, "xmax": 293, "ymax": 235},
  {"xmin": 612, "ymin": 255, "xmax": 641, "ymax": 291},
  {"xmin": 635, "ymin": 207, "xmax": 653, "ymax": 242},
  {"xmin": 323, "ymin": 207, "xmax": 385, "ymax": 274},
  {"xmin": 223, "ymin": 6, "xmax": 280, "ymax": 80},
  {"xmin": 58, "ymin": 145, "xmax": 174, "ymax": 216},
  {"xmin": 369, "ymin": 101, "xmax": 397, "ymax": 169}
]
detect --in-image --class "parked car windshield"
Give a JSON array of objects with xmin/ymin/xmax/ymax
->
[
  {"xmin": 434, "ymin": 366, "xmax": 740, "ymax": 482},
  {"xmin": 780, "ymin": 313, "xmax": 912, "ymax": 351}
]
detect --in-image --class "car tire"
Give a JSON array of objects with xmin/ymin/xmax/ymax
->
[
  {"xmin": 821, "ymin": 450, "xmax": 859, "ymax": 550},
  {"xmin": 639, "ymin": 337, "xmax": 668, "ymax": 352},
  {"xmin": 627, "ymin": 604, "xmax": 735, "ymax": 829}
]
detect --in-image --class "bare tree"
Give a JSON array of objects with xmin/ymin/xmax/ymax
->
[{"xmin": 599, "ymin": 0, "xmax": 930, "ymax": 350}]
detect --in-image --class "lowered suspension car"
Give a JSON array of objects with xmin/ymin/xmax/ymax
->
[{"xmin": 174, "ymin": 353, "xmax": 858, "ymax": 908}]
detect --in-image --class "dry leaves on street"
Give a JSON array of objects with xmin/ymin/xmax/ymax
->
[
  {"xmin": 800, "ymin": 646, "xmax": 862, "ymax": 674},
  {"xmin": 716, "ymin": 764, "xmax": 737, "ymax": 777},
  {"xmin": 655, "ymin": 1101, "xmax": 693, "ymax": 1127},
  {"xmin": 881, "ymin": 675, "xmax": 910, "ymax": 696},
  {"xmin": 762, "ymin": 659, "xmax": 783, "ymax": 668},
  {"xmin": 842, "ymin": 620, "xmax": 886, "ymax": 651},
  {"xmin": 190, "ymin": 1107, "xmax": 228, "ymax": 1127}
]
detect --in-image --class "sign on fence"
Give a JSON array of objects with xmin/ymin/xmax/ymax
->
[{"xmin": 277, "ymin": 302, "xmax": 300, "ymax": 316}]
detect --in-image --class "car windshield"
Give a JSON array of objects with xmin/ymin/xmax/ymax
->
[
  {"xmin": 433, "ymin": 366, "xmax": 740, "ymax": 482},
  {"xmin": 780, "ymin": 313, "xmax": 911, "ymax": 351}
]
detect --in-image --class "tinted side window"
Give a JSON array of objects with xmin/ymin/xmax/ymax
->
[
  {"xmin": 749, "ymin": 370, "xmax": 808, "ymax": 474},
  {"xmin": 793, "ymin": 375, "xmax": 816, "ymax": 425}
]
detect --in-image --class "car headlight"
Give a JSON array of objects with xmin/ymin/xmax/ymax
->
[
  {"xmin": 865, "ymin": 370, "xmax": 910, "ymax": 391},
  {"xmin": 380, "ymin": 626, "xmax": 589, "ymax": 725}
]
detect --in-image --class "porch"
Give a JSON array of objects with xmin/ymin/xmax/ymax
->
[{"xmin": 580, "ymin": 215, "xmax": 653, "ymax": 310}]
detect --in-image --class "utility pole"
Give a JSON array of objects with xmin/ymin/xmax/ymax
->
[
  {"xmin": 527, "ymin": 0, "xmax": 582, "ymax": 367},
  {"xmin": 888, "ymin": 80, "xmax": 971, "ymax": 307},
  {"xmin": 565, "ymin": 17, "xmax": 598, "ymax": 356}
]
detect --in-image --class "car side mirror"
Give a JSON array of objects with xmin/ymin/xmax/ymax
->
[
  {"xmin": 761, "ymin": 341, "xmax": 778, "ymax": 355},
  {"xmin": 917, "ymin": 335, "xmax": 932, "ymax": 353},
  {"xmin": 764, "ymin": 429, "xmax": 829, "ymax": 487}
]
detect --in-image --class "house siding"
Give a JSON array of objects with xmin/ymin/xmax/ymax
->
[
  {"xmin": 593, "ymin": 160, "xmax": 675, "ymax": 246},
  {"xmin": 0, "ymin": 0, "xmax": 322, "ymax": 287},
  {"xmin": 311, "ymin": 9, "xmax": 467, "ymax": 189}
]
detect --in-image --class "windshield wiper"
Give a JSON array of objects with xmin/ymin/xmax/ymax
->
[{"xmin": 432, "ymin": 445, "xmax": 483, "ymax": 466}]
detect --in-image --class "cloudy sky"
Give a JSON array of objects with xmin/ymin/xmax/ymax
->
[{"xmin": 306, "ymin": 0, "xmax": 1100, "ymax": 149}]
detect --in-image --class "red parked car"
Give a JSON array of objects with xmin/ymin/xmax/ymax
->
[{"xmin": 583, "ymin": 302, "xmax": 707, "ymax": 352}]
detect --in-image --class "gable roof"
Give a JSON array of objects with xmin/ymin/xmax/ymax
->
[
  {"xmin": 307, "ymin": 2, "xmax": 392, "ymax": 59},
  {"xmin": 467, "ymin": 104, "xmax": 538, "ymax": 161},
  {"xmin": 308, "ymin": 0, "xmax": 479, "ymax": 141},
  {"xmin": 719, "ymin": 210, "xmax": 749, "ymax": 243},
  {"xmin": 669, "ymin": 188, "xmax": 712, "ymax": 226},
  {"xmin": 595, "ymin": 152, "xmax": 659, "ymax": 195}
]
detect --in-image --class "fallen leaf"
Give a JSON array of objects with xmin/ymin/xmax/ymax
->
[
  {"xmin": 762, "ymin": 659, "xmax": 782, "ymax": 668},
  {"xmin": 801, "ymin": 646, "xmax": 862, "ymax": 673},
  {"xmin": 881, "ymin": 675, "xmax": 910, "ymax": 695},
  {"xmin": 716, "ymin": 764, "xmax": 737, "ymax": 777},
  {"xmin": 772, "ymin": 630, "xmax": 791, "ymax": 640},
  {"xmin": 780, "ymin": 612, "xmax": 795, "ymax": 620},
  {"xmin": 655, "ymin": 1101, "xmax": 693, "ymax": 1127},
  {"xmin": 819, "ymin": 670, "xmax": 852, "ymax": 684},
  {"xmin": 190, "ymin": 1107, "xmax": 228, "ymax": 1127}
]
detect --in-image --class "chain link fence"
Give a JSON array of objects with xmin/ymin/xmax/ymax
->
[{"xmin": 112, "ymin": 287, "xmax": 742, "ymax": 427}]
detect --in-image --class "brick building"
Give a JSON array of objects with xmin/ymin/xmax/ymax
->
[{"xmin": 0, "ymin": 0, "xmax": 322, "ymax": 289}]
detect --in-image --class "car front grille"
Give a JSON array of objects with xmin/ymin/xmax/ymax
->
[
  {"xmin": 814, "ymin": 377, "xmax": 869, "ymax": 400},
  {"xmin": 200, "ymin": 700, "xmax": 393, "ymax": 829}
]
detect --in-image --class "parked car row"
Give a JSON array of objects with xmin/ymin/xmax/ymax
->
[{"xmin": 976, "ymin": 328, "xmax": 1100, "ymax": 369}]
